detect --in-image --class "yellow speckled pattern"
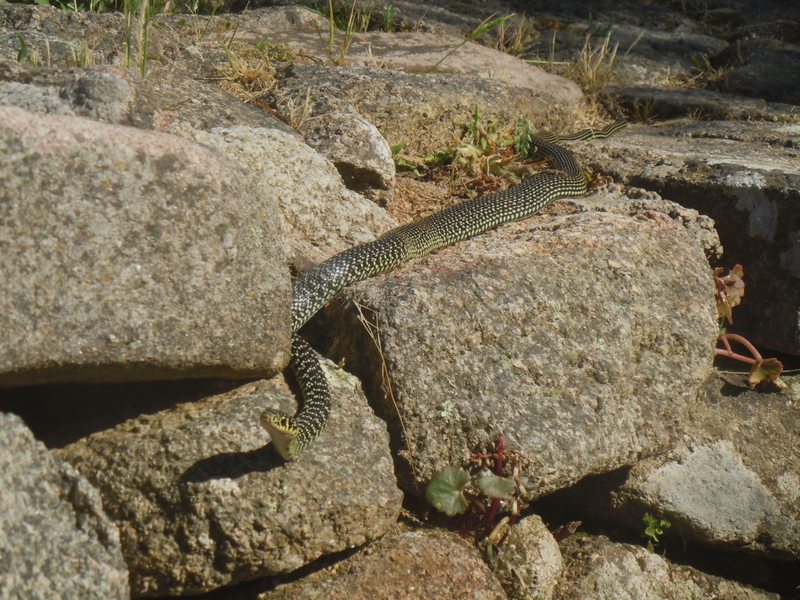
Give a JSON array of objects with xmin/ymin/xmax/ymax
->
[{"xmin": 262, "ymin": 120, "xmax": 628, "ymax": 460}]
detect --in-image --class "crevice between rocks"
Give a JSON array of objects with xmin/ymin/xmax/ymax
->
[
  {"xmin": 531, "ymin": 467, "xmax": 800, "ymax": 599},
  {"xmin": 0, "ymin": 378, "xmax": 245, "ymax": 448},
  {"xmin": 300, "ymin": 298, "xmax": 421, "ymax": 494}
]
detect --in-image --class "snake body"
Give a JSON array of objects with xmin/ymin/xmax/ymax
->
[{"xmin": 261, "ymin": 120, "xmax": 627, "ymax": 460}]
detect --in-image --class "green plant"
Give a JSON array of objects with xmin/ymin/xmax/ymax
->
[
  {"xmin": 632, "ymin": 97, "xmax": 657, "ymax": 122},
  {"xmin": 35, "ymin": 0, "xmax": 117, "ymax": 12},
  {"xmin": 15, "ymin": 33, "xmax": 29, "ymax": 64},
  {"xmin": 687, "ymin": 52, "xmax": 727, "ymax": 87},
  {"xmin": 69, "ymin": 39, "xmax": 95, "ymax": 67},
  {"xmin": 310, "ymin": 0, "xmax": 373, "ymax": 64},
  {"xmin": 381, "ymin": 4, "xmax": 397, "ymax": 32},
  {"xmin": 492, "ymin": 15, "xmax": 539, "ymax": 56},
  {"xmin": 16, "ymin": 34, "xmax": 51, "ymax": 67},
  {"xmin": 392, "ymin": 109, "xmax": 547, "ymax": 197},
  {"xmin": 121, "ymin": 0, "xmax": 152, "ymax": 76},
  {"xmin": 425, "ymin": 433, "xmax": 527, "ymax": 545},
  {"xmin": 642, "ymin": 513, "xmax": 671, "ymax": 552},
  {"xmin": 512, "ymin": 117, "xmax": 535, "ymax": 156}
]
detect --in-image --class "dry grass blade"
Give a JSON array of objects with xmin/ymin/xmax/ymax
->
[
  {"xmin": 568, "ymin": 32, "xmax": 619, "ymax": 94},
  {"xmin": 214, "ymin": 45, "xmax": 277, "ymax": 104},
  {"xmin": 354, "ymin": 301, "xmax": 419, "ymax": 490},
  {"xmin": 284, "ymin": 87, "xmax": 313, "ymax": 130},
  {"xmin": 493, "ymin": 15, "xmax": 539, "ymax": 56}
]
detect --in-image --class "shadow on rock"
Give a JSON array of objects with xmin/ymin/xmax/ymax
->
[{"xmin": 180, "ymin": 444, "xmax": 284, "ymax": 483}]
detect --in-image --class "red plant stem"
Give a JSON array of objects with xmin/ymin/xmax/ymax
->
[
  {"xmin": 724, "ymin": 333, "xmax": 763, "ymax": 361},
  {"xmin": 716, "ymin": 333, "xmax": 762, "ymax": 365},
  {"xmin": 495, "ymin": 433, "xmax": 505, "ymax": 475},
  {"xmin": 485, "ymin": 498, "xmax": 500, "ymax": 536},
  {"xmin": 715, "ymin": 348, "xmax": 757, "ymax": 365},
  {"xmin": 483, "ymin": 433, "xmax": 507, "ymax": 537}
]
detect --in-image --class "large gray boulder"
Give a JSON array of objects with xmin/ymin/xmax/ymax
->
[
  {"xmin": 180, "ymin": 125, "xmax": 397, "ymax": 270},
  {"xmin": 261, "ymin": 528, "xmax": 505, "ymax": 600},
  {"xmin": 610, "ymin": 373, "xmax": 800, "ymax": 561},
  {"xmin": 571, "ymin": 121, "xmax": 800, "ymax": 354},
  {"xmin": 0, "ymin": 105, "xmax": 290, "ymax": 387},
  {"xmin": 555, "ymin": 535, "xmax": 778, "ymax": 600},
  {"xmin": 314, "ymin": 186, "xmax": 719, "ymax": 496},
  {"xmin": 0, "ymin": 413, "xmax": 129, "ymax": 600}
]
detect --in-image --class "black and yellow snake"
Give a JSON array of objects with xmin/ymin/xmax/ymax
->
[{"xmin": 261, "ymin": 120, "xmax": 628, "ymax": 460}]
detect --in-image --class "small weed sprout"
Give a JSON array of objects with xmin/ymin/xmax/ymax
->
[
  {"xmin": 122, "ymin": 0, "xmax": 152, "ymax": 76},
  {"xmin": 15, "ymin": 33, "xmax": 29, "ymax": 64},
  {"xmin": 284, "ymin": 87, "xmax": 313, "ymax": 130},
  {"xmin": 642, "ymin": 513, "xmax": 671, "ymax": 552},
  {"xmin": 70, "ymin": 39, "xmax": 95, "ymax": 68},
  {"xmin": 493, "ymin": 15, "xmax": 539, "ymax": 57},
  {"xmin": 214, "ymin": 43, "xmax": 277, "ymax": 103},
  {"xmin": 381, "ymin": 4, "xmax": 397, "ymax": 32},
  {"xmin": 312, "ymin": 0, "xmax": 365, "ymax": 65},
  {"xmin": 425, "ymin": 433, "xmax": 528, "ymax": 547}
]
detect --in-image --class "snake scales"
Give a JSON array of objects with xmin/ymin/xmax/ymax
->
[{"xmin": 261, "ymin": 120, "xmax": 627, "ymax": 460}]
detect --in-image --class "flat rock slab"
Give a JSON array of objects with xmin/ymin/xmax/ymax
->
[
  {"xmin": 606, "ymin": 85, "xmax": 799, "ymax": 123},
  {"xmin": 529, "ymin": 19, "xmax": 727, "ymax": 89},
  {"xmin": 260, "ymin": 528, "xmax": 505, "ymax": 600},
  {"xmin": 230, "ymin": 7, "xmax": 582, "ymax": 110},
  {"xmin": 556, "ymin": 534, "xmax": 779, "ymax": 599},
  {"xmin": 612, "ymin": 372, "xmax": 800, "ymax": 561},
  {"xmin": 718, "ymin": 37, "xmax": 800, "ymax": 105},
  {"xmin": 570, "ymin": 121, "xmax": 800, "ymax": 354},
  {"xmin": 316, "ymin": 189, "xmax": 718, "ymax": 496},
  {"xmin": 0, "ymin": 105, "xmax": 290, "ymax": 386},
  {"xmin": 0, "ymin": 8, "xmax": 294, "ymax": 135},
  {"xmin": 58, "ymin": 364, "xmax": 402, "ymax": 597},
  {"xmin": 0, "ymin": 413, "xmax": 129, "ymax": 599}
]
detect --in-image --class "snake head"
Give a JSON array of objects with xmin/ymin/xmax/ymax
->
[{"xmin": 260, "ymin": 411, "xmax": 300, "ymax": 461}]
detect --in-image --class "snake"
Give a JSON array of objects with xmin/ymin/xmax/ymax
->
[{"xmin": 261, "ymin": 119, "xmax": 628, "ymax": 460}]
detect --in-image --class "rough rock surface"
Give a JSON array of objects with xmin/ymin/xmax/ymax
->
[
  {"xmin": 231, "ymin": 8, "xmax": 582, "ymax": 109},
  {"xmin": 0, "ymin": 105, "xmax": 290, "ymax": 386},
  {"xmin": 0, "ymin": 63, "xmax": 138, "ymax": 123},
  {"xmin": 570, "ymin": 121, "xmax": 800, "ymax": 354},
  {"xmin": 58, "ymin": 364, "xmax": 402, "ymax": 597},
  {"xmin": 530, "ymin": 17, "xmax": 728, "ymax": 89},
  {"xmin": 260, "ymin": 528, "xmax": 505, "ymax": 600},
  {"xmin": 611, "ymin": 372, "xmax": 800, "ymax": 561},
  {"xmin": 2, "ymin": 0, "xmax": 797, "ymax": 597},
  {"xmin": 555, "ymin": 534, "xmax": 779, "ymax": 600},
  {"xmin": 491, "ymin": 514, "xmax": 563, "ymax": 600},
  {"xmin": 271, "ymin": 63, "xmax": 581, "ymax": 159},
  {"xmin": 717, "ymin": 37, "xmax": 800, "ymax": 104},
  {"xmin": 180, "ymin": 125, "xmax": 397, "ymax": 270},
  {"xmin": 0, "ymin": 8, "xmax": 295, "ymax": 134},
  {"xmin": 315, "ymin": 188, "xmax": 718, "ymax": 495},
  {"xmin": 297, "ymin": 108, "xmax": 396, "ymax": 206},
  {"xmin": 606, "ymin": 85, "xmax": 799, "ymax": 123},
  {"xmin": 0, "ymin": 413, "xmax": 129, "ymax": 600}
]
